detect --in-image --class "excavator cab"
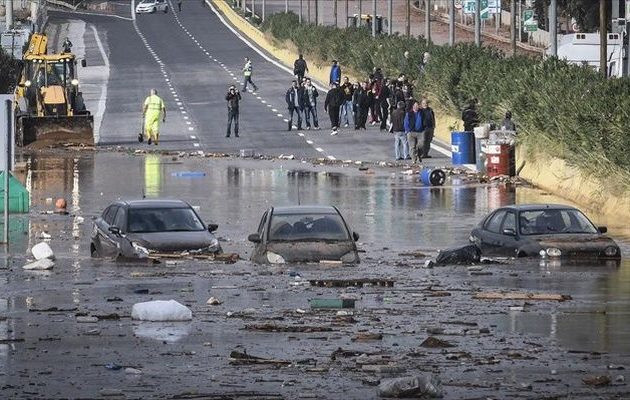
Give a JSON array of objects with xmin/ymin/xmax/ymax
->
[{"xmin": 15, "ymin": 33, "xmax": 93, "ymax": 146}]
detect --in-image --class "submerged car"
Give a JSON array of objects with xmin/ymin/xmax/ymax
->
[
  {"xmin": 91, "ymin": 199, "xmax": 221, "ymax": 259},
  {"xmin": 248, "ymin": 205, "xmax": 360, "ymax": 264},
  {"xmin": 135, "ymin": 0, "xmax": 168, "ymax": 14},
  {"xmin": 470, "ymin": 204, "xmax": 621, "ymax": 260}
]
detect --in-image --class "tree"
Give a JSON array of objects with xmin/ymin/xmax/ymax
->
[
  {"xmin": 534, "ymin": 0, "xmax": 616, "ymax": 33},
  {"xmin": 0, "ymin": 48, "xmax": 22, "ymax": 94}
]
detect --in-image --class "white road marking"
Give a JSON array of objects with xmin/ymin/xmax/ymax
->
[
  {"xmin": 306, "ymin": 140, "xmax": 313, "ymax": 144},
  {"xmin": 315, "ymin": 147, "xmax": 324, "ymax": 152},
  {"xmin": 277, "ymin": 114, "xmax": 283, "ymax": 117}
]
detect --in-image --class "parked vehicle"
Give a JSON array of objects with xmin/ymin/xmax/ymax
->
[
  {"xmin": 470, "ymin": 204, "xmax": 621, "ymax": 261},
  {"xmin": 248, "ymin": 205, "xmax": 360, "ymax": 264},
  {"xmin": 135, "ymin": 0, "xmax": 169, "ymax": 14},
  {"xmin": 91, "ymin": 199, "xmax": 221, "ymax": 259}
]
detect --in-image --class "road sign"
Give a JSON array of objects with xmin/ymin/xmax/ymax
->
[
  {"xmin": 464, "ymin": 0, "xmax": 500, "ymax": 19},
  {"xmin": 523, "ymin": 9, "xmax": 534, "ymax": 23}
]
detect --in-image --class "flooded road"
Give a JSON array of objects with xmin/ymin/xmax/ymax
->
[{"xmin": 1, "ymin": 151, "xmax": 629, "ymax": 399}]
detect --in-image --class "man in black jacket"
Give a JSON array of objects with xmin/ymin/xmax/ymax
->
[
  {"xmin": 293, "ymin": 54, "xmax": 309, "ymax": 85},
  {"xmin": 285, "ymin": 80, "xmax": 305, "ymax": 131},
  {"xmin": 353, "ymin": 81, "xmax": 370, "ymax": 130},
  {"xmin": 462, "ymin": 98, "xmax": 480, "ymax": 132},
  {"xmin": 225, "ymin": 85, "xmax": 241, "ymax": 137},
  {"xmin": 324, "ymin": 82, "xmax": 344, "ymax": 135},
  {"xmin": 420, "ymin": 98, "xmax": 436, "ymax": 158}
]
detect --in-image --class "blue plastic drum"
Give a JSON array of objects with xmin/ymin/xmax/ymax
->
[
  {"xmin": 451, "ymin": 131, "xmax": 476, "ymax": 165},
  {"xmin": 420, "ymin": 167, "xmax": 446, "ymax": 186}
]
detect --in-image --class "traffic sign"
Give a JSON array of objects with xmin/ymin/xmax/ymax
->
[
  {"xmin": 524, "ymin": 21, "xmax": 538, "ymax": 32},
  {"xmin": 523, "ymin": 9, "xmax": 534, "ymax": 23},
  {"xmin": 463, "ymin": 0, "xmax": 501, "ymax": 19}
]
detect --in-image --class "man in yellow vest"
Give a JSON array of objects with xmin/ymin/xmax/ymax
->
[
  {"xmin": 241, "ymin": 57, "xmax": 258, "ymax": 92},
  {"xmin": 142, "ymin": 89, "xmax": 166, "ymax": 145}
]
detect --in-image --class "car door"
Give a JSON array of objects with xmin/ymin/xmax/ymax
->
[
  {"xmin": 497, "ymin": 211, "xmax": 519, "ymax": 257},
  {"xmin": 252, "ymin": 211, "xmax": 269, "ymax": 260},
  {"xmin": 479, "ymin": 210, "xmax": 507, "ymax": 256},
  {"xmin": 98, "ymin": 205, "xmax": 120, "ymax": 257}
]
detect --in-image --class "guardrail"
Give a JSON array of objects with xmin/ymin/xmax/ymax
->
[{"xmin": 45, "ymin": 0, "xmax": 84, "ymax": 11}]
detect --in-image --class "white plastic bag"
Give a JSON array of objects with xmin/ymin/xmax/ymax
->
[
  {"xmin": 131, "ymin": 300, "xmax": 192, "ymax": 321},
  {"xmin": 23, "ymin": 258, "xmax": 55, "ymax": 270},
  {"xmin": 31, "ymin": 242, "xmax": 54, "ymax": 260}
]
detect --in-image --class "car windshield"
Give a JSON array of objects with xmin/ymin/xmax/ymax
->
[
  {"xmin": 127, "ymin": 207, "xmax": 205, "ymax": 233},
  {"xmin": 269, "ymin": 213, "xmax": 349, "ymax": 241},
  {"xmin": 519, "ymin": 209, "xmax": 598, "ymax": 235}
]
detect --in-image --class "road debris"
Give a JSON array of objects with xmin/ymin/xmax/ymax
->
[
  {"xmin": 435, "ymin": 244, "xmax": 481, "ymax": 265},
  {"xmin": 229, "ymin": 350, "xmax": 291, "ymax": 365},
  {"xmin": 378, "ymin": 375, "xmax": 442, "ymax": 398},
  {"xmin": 309, "ymin": 278, "xmax": 394, "ymax": 288},
  {"xmin": 420, "ymin": 336, "xmax": 455, "ymax": 348},
  {"xmin": 310, "ymin": 299, "xmax": 356, "ymax": 309},
  {"xmin": 206, "ymin": 297, "xmax": 223, "ymax": 306},
  {"xmin": 131, "ymin": 300, "xmax": 192, "ymax": 321},
  {"xmin": 582, "ymin": 375, "xmax": 611, "ymax": 387},
  {"xmin": 149, "ymin": 252, "xmax": 240, "ymax": 264},
  {"xmin": 473, "ymin": 292, "xmax": 572, "ymax": 302},
  {"xmin": 23, "ymin": 258, "xmax": 55, "ymax": 270},
  {"xmin": 31, "ymin": 242, "xmax": 55, "ymax": 260},
  {"xmin": 352, "ymin": 333, "xmax": 383, "ymax": 341},
  {"xmin": 243, "ymin": 323, "xmax": 333, "ymax": 333},
  {"xmin": 125, "ymin": 367, "xmax": 142, "ymax": 375}
]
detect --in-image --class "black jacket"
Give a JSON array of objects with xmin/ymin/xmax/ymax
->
[
  {"xmin": 462, "ymin": 106, "xmax": 479, "ymax": 131},
  {"xmin": 294, "ymin": 58, "xmax": 308, "ymax": 75},
  {"xmin": 286, "ymin": 87, "xmax": 305, "ymax": 109},
  {"xmin": 341, "ymin": 83, "xmax": 354, "ymax": 102},
  {"xmin": 324, "ymin": 87, "xmax": 344, "ymax": 111},
  {"xmin": 390, "ymin": 108, "xmax": 406, "ymax": 132},
  {"xmin": 225, "ymin": 90, "xmax": 241, "ymax": 110},
  {"xmin": 353, "ymin": 88, "xmax": 370, "ymax": 109},
  {"xmin": 302, "ymin": 85, "xmax": 319, "ymax": 107},
  {"xmin": 420, "ymin": 107, "xmax": 435, "ymax": 129}
]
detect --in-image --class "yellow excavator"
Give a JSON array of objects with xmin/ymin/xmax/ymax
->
[{"xmin": 14, "ymin": 33, "xmax": 93, "ymax": 146}]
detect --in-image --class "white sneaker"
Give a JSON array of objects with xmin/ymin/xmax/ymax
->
[
  {"xmin": 330, "ymin": 130, "xmax": 338, "ymax": 136},
  {"xmin": 371, "ymin": 121, "xmax": 376, "ymax": 126},
  {"xmin": 306, "ymin": 126, "xmax": 311, "ymax": 130},
  {"xmin": 344, "ymin": 123, "xmax": 349, "ymax": 128}
]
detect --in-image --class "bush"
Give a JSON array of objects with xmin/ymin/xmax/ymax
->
[
  {"xmin": 0, "ymin": 48, "xmax": 22, "ymax": 94},
  {"xmin": 261, "ymin": 13, "xmax": 630, "ymax": 187}
]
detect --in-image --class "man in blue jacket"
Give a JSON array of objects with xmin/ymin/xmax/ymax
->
[
  {"xmin": 285, "ymin": 80, "xmax": 304, "ymax": 131},
  {"xmin": 329, "ymin": 60, "xmax": 341, "ymax": 85},
  {"xmin": 404, "ymin": 100, "xmax": 424, "ymax": 164}
]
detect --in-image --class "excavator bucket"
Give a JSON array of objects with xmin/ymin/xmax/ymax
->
[{"xmin": 17, "ymin": 114, "xmax": 94, "ymax": 147}]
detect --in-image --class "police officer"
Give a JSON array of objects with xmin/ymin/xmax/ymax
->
[
  {"xmin": 242, "ymin": 57, "xmax": 258, "ymax": 92},
  {"xmin": 142, "ymin": 89, "xmax": 166, "ymax": 145},
  {"xmin": 225, "ymin": 84, "xmax": 241, "ymax": 137}
]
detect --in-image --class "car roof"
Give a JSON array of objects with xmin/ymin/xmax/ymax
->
[
  {"xmin": 499, "ymin": 204, "xmax": 579, "ymax": 212},
  {"xmin": 115, "ymin": 199, "xmax": 192, "ymax": 209},
  {"xmin": 272, "ymin": 205, "xmax": 339, "ymax": 215}
]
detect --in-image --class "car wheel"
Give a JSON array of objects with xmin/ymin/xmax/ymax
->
[
  {"xmin": 90, "ymin": 243, "xmax": 100, "ymax": 258},
  {"xmin": 517, "ymin": 250, "xmax": 528, "ymax": 258},
  {"xmin": 152, "ymin": 7, "xmax": 156, "ymax": 13}
]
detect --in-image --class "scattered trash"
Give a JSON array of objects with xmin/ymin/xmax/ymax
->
[
  {"xmin": 76, "ymin": 316, "xmax": 98, "ymax": 323},
  {"xmin": 435, "ymin": 244, "xmax": 481, "ymax": 265},
  {"xmin": 206, "ymin": 297, "xmax": 223, "ymax": 306},
  {"xmin": 240, "ymin": 149, "xmax": 254, "ymax": 158},
  {"xmin": 39, "ymin": 231, "xmax": 52, "ymax": 240},
  {"xmin": 474, "ymin": 292, "xmax": 571, "ymax": 302},
  {"xmin": 310, "ymin": 299, "xmax": 356, "ymax": 309},
  {"xmin": 22, "ymin": 258, "xmax": 54, "ymax": 270},
  {"xmin": 133, "ymin": 288, "xmax": 149, "ymax": 294},
  {"xmin": 278, "ymin": 154, "xmax": 295, "ymax": 160},
  {"xmin": 229, "ymin": 350, "xmax": 291, "ymax": 365},
  {"xmin": 31, "ymin": 242, "xmax": 54, "ymax": 260},
  {"xmin": 378, "ymin": 375, "xmax": 442, "ymax": 398},
  {"xmin": 55, "ymin": 198, "xmax": 67, "ymax": 210},
  {"xmin": 295, "ymin": 308, "xmax": 307, "ymax": 314},
  {"xmin": 99, "ymin": 389, "xmax": 123, "ymax": 397},
  {"xmin": 124, "ymin": 367, "xmax": 142, "ymax": 374},
  {"xmin": 131, "ymin": 300, "xmax": 192, "ymax": 321},
  {"xmin": 352, "ymin": 333, "xmax": 383, "ymax": 341},
  {"xmin": 420, "ymin": 336, "xmax": 455, "ymax": 348},
  {"xmin": 423, "ymin": 260, "xmax": 435, "ymax": 269},
  {"xmin": 608, "ymin": 364, "xmax": 625, "ymax": 370},
  {"xmin": 398, "ymin": 251, "xmax": 427, "ymax": 258},
  {"xmin": 104, "ymin": 363, "xmax": 122, "ymax": 371},
  {"xmin": 244, "ymin": 323, "xmax": 333, "ymax": 333},
  {"xmin": 582, "ymin": 375, "xmax": 611, "ymax": 387},
  {"xmin": 171, "ymin": 171, "xmax": 206, "ymax": 178},
  {"xmin": 309, "ymin": 278, "xmax": 394, "ymax": 288}
]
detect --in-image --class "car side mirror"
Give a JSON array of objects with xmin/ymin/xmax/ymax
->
[
  {"xmin": 248, "ymin": 233, "xmax": 261, "ymax": 243},
  {"xmin": 502, "ymin": 228, "xmax": 516, "ymax": 236},
  {"xmin": 352, "ymin": 232, "xmax": 360, "ymax": 241},
  {"xmin": 81, "ymin": 59, "xmax": 87, "ymax": 68},
  {"xmin": 598, "ymin": 226, "xmax": 608, "ymax": 234},
  {"xmin": 207, "ymin": 224, "xmax": 218, "ymax": 233},
  {"xmin": 108, "ymin": 226, "xmax": 121, "ymax": 236}
]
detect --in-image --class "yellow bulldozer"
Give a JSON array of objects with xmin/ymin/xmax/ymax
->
[{"xmin": 14, "ymin": 33, "xmax": 93, "ymax": 146}]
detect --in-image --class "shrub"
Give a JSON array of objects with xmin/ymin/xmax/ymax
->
[{"xmin": 0, "ymin": 48, "xmax": 22, "ymax": 94}]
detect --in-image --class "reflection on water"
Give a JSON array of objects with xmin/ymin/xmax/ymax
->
[
  {"xmin": 144, "ymin": 154, "xmax": 163, "ymax": 198},
  {"xmin": 133, "ymin": 322, "xmax": 192, "ymax": 343}
]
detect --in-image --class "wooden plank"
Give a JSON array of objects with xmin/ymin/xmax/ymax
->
[{"xmin": 473, "ymin": 292, "xmax": 572, "ymax": 302}]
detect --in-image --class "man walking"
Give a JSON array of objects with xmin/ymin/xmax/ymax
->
[
  {"xmin": 242, "ymin": 57, "xmax": 258, "ymax": 92},
  {"xmin": 353, "ymin": 81, "xmax": 370, "ymax": 130},
  {"xmin": 339, "ymin": 76, "xmax": 354, "ymax": 128},
  {"xmin": 324, "ymin": 82, "xmax": 344, "ymax": 135},
  {"xmin": 142, "ymin": 89, "xmax": 166, "ymax": 146},
  {"xmin": 177, "ymin": 0, "xmax": 182, "ymax": 12},
  {"xmin": 293, "ymin": 54, "xmax": 309, "ymax": 85},
  {"xmin": 285, "ymin": 80, "xmax": 304, "ymax": 131},
  {"xmin": 379, "ymin": 79, "xmax": 391, "ymax": 131},
  {"xmin": 302, "ymin": 78, "xmax": 320, "ymax": 130},
  {"xmin": 404, "ymin": 101, "xmax": 424, "ymax": 164},
  {"xmin": 390, "ymin": 101, "xmax": 408, "ymax": 161},
  {"xmin": 329, "ymin": 60, "xmax": 341, "ymax": 85},
  {"xmin": 462, "ymin": 98, "xmax": 480, "ymax": 131},
  {"xmin": 225, "ymin": 84, "xmax": 241, "ymax": 137},
  {"xmin": 420, "ymin": 98, "xmax": 435, "ymax": 158}
]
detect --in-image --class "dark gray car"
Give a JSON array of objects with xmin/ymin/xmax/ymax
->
[
  {"xmin": 248, "ymin": 205, "xmax": 360, "ymax": 264},
  {"xmin": 90, "ymin": 199, "xmax": 221, "ymax": 259}
]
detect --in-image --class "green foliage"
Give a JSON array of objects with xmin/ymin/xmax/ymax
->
[
  {"xmin": 0, "ymin": 48, "xmax": 22, "ymax": 94},
  {"xmin": 261, "ymin": 12, "xmax": 630, "ymax": 187}
]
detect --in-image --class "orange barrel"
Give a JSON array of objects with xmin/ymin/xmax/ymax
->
[{"xmin": 486, "ymin": 143, "xmax": 516, "ymax": 177}]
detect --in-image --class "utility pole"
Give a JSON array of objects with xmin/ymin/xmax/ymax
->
[
  {"xmin": 425, "ymin": 0, "xmax": 431, "ymax": 42},
  {"xmin": 406, "ymin": 0, "xmax": 411, "ymax": 37},
  {"xmin": 346, "ymin": 0, "xmax": 349, "ymax": 27},
  {"xmin": 627, "ymin": 1, "xmax": 630, "ymax": 76},
  {"xmin": 299, "ymin": 0, "xmax": 303, "ymax": 23},
  {"xmin": 518, "ymin": 0, "xmax": 522, "ymax": 43},
  {"xmin": 449, "ymin": 0, "xmax": 455, "ymax": 46},
  {"xmin": 315, "ymin": 0, "xmax": 318, "ymax": 25},
  {"xmin": 251, "ymin": 0, "xmax": 255, "ymax": 19},
  {"xmin": 600, "ymin": 0, "xmax": 608, "ymax": 78},
  {"xmin": 388, "ymin": 0, "xmax": 393, "ymax": 35},
  {"xmin": 510, "ymin": 0, "xmax": 516, "ymax": 55},
  {"xmin": 372, "ymin": 0, "xmax": 377, "ymax": 37},
  {"xmin": 6, "ymin": 0, "xmax": 13, "ymax": 29},
  {"xmin": 285, "ymin": 0, "xmax": 288, "ymax": 13},
  {"xmin": 359, "ymin": 0, "xmax": 362, "ymax": 16},
  {"xmin": 475, "ymin": 0, "xmax": 481, "ymax": 45},
  {"xmin": 307, "ymin": 0, "xmax": 311, "ymax": 23},
  {"xmin": 334, "ymin": 0, "xmax": 338, "ymax": 27},
  {"xmin": 262, "ymin": 0, "xmax": 265, "ymax": 22},
  {"xmin": 549, "ymin": 0, "xmax": 557, "ymax": 57}
]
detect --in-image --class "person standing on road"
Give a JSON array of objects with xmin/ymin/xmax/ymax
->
[
  {"xmin": 501, "ymin": 111, "xmax": 516, "ymax": 132},
  {"xmin": 242, "ymin": 57, "xmax": 258, "ymax": 92},
  {"xmin": 142, "ymin": 89, "xmax": 166, "ymax": 146},
  {"xmin": 177, "ymin": 0, "xmax": 182, "ymax": 12},
  {"xmin": 293, "ymin": 54, "xmax": 309, "ymax": 85},
  {"xmin": 420, "ymin": 98, "xmax": 435, "ymax": 158},
  {"xmin": 339, "ymin": 76, "xmax": 354, "ymax": 128},
  {"xmin": 368, "ymin": 77, "xmax": 382, "ymax": 126},
  {"xmin": 324, "ymin": 82, "xmax": 344, "ymax": 135},
  {"xmin": 302, "ymin": 78, "xmax": 320, "ymax": 130},
  {"xmin": 404, "ymin": 101, "xmax": 424, "ymax": 164},
  {"xmin": 390, "ymin": 101, "xmax": 408, "ymax": 161},
  {"xmin": 353, "ymin": 81, "xmax": 370, "ymax": 130},
  {"xmin": 285, "ymin": 80, "xmax": 304, "ymax": 131},
  {"xmin": 379, "ymin": 79, "xmax": 391, "ymax": 131},
  {"xmin": 225, "ymin": 84, "xmax": 241, "ymax": 138},
  {"xmin": 462, "ymin": 98, "xmax": 480, "ymax": 132},
  {"xmin": 329, "ymin": 60, "xmax": 341, "ymax": 85},
  {"xmin": 62, "ymin": 37, "xmax": 72, "ymax": 53}
]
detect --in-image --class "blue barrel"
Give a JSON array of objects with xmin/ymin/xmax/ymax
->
[
  {"xmin": 420, "ymin": 167, "xmax": 446, "ymax": 186},
  {"xmin": 451, "ymin": 131, "xmax": 476, "ymax": 165}
]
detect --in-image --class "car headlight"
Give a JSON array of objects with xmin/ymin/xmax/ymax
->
[
  {"xmin": 71, "ymin": 79, "xmax": 79, "ymax": 86},
  {"xmin": 604, "ymin": 246, "xmax": 618, "ymax": 257},
  {"xmin": 132, "ymin": 242, "xmax": 150, "ymax": 258},
  {"xmin": 546, "ymin": 248, "xmax": 562, "ymax": 257},
  {"xmin": 266, "ymin": 252, "xmax": 286, "ymax": 264},
  {"xmin": 205, "ymin": 237, "xmax": 221, "ymax": 253},
  {"xmin": 24, "ymin": 80, "xmax": 32, "ymax": 87},
  {"xmin": 340, "ymin": 251, "xmax": 358, "ymax": 264}
]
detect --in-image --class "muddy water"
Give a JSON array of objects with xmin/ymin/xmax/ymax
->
[{"xmin": 1, "ymin": 151, "xmax": 629, "ymax": 398}]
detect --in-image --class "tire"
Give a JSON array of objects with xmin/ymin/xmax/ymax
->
[
  {"xmin": 90, "ymin": 242, "xmax": 100, "ymax": 258},
  {"xmin": 152, "ymin": 7, "xmax": 156, "ymax": 13}
]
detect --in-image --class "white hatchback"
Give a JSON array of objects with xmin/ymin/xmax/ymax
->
[{"xmin": 135, "ymin": 0, "xmax": 169, "ymax": 14}]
